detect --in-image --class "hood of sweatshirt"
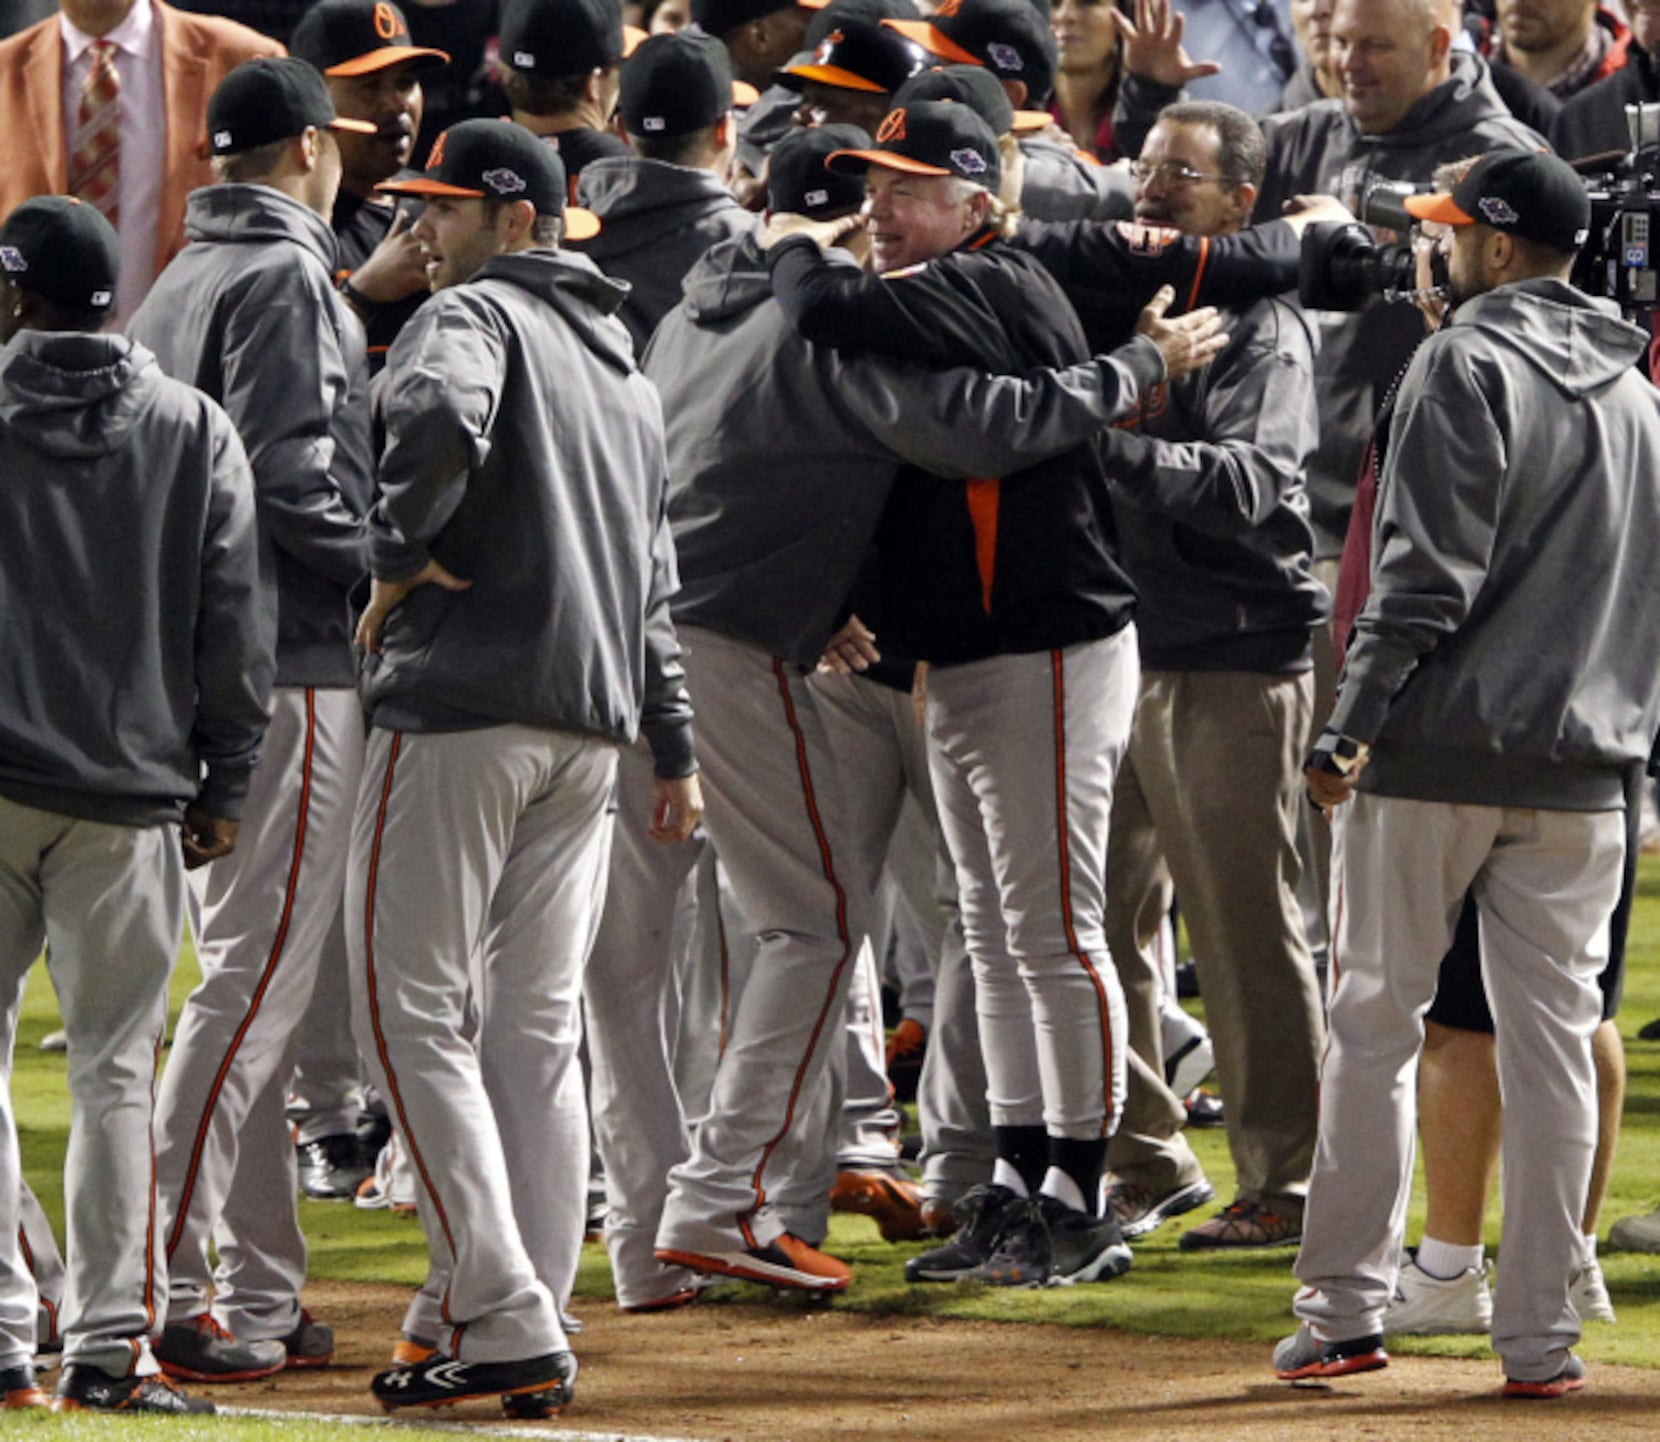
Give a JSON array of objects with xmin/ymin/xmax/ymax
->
[
  {"xmin": 680, "ymin": 232, "xmax": 771, "ymax": 325},
  {"xmin": 0, "ymin": 331, "xmax": 164, "ymax": 458},
  {"xmin": 183, "ymin": 183, "xmax": 338, "ymax": 269},
  {"xmin": 576, "ymin": 156, "xmax": 748, "ymax": 263},
  {"xmin": 473, "ymin": 246, "xmax": 638, "ymax": 373},
  {"xmin": 1455, "ymin": 277, "xmax": 1647, "ymax": 396},
  {"xmin": 1362, "ymin": 52, "xmax": 1516, "ymax": 150}
]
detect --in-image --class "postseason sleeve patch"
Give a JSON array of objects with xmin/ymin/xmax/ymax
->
[
  {"xmin": 1114, "ymin": 221, "xmax": 1182, "ymax": 256},
  {"xmin": 880, "ymin": 261, "xmax": 930, "ymax": 281}
]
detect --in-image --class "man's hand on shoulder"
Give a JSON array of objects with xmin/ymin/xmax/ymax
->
[
  {"xmin": 760, "ymin": 210, "xmax": 863, "ymax": 254},
  {"xmin": 1281, "ymin": 195, "xmax": 1356, "ymax": 235},
  {"xmin": 1135, "ymin": 284, "xmax": 1229, "ymax": 381}
]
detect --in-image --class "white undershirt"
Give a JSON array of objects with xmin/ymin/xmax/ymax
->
[{"xmin": 61, "ymin": 0, "xmax": 163, "ymax": 323}]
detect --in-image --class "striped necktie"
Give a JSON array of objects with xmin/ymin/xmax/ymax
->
[{"xmin": 69, "ymin": 38, "xmax": 121, "ymax": 225}]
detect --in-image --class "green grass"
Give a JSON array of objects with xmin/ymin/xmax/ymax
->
[{"xmin": 13, "ymin": 861, "xmax": 1660, "ymax": 1385}]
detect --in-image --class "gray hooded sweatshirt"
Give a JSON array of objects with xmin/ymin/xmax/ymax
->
[
  {"xmin": 1331, "ymin": 278, "xmax": 1660, "ymax": 811},
  {"xmin": 363, "ymin": 246, "xmax": 695, "ymax": 779},
  {"xmin": 0, "ymin": 332, "xmax": 275, "ymax": 825},
  {"xmin": 129, "ymin": 183, "xmax": 373, "ymax": 687}
]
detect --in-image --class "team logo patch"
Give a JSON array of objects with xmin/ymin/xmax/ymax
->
[
  {"xmin": 213, "ymin": 129, "xmax": 233, "ymax": 150},
  {"xmin": 805, "ymin": 187, "xmax": 829, "ymax": 207},
  {"xmin": 819, "ymin": 29, "xmax": 844, "ymax": 57},
  {"xmin": 985, "ymin": 41, "xmax": 1023, "ymax": 71},
  {"xmin": 877, "ymin": 108, "xmax": 907, "ymax": 143},
  {"xmin": 1113, "ymin": 220, "xmax": 1181, "ymax": 255},
  {"xmin": 373, "ymin": 2, "xmax": 402, "ymax": 40},
  {"xmin": 0, "ymin": 246, "xmax": 25, "ymax": 273},
  {"xmin": 482, "ymin": 167, "xmax": 526, "ymax": 195},
  {"xmin": 90, "ymin": 288, "xmax": 112, "ymax": 306},
  {"xmin": 513, "ymin": 49, "xmax": 536, "ymax": 66},
  {"xmin": 1478, "ymin": 195, "xmax": 1519, "ymax": 226},
  {"xmin": 950, "ymin": 147, "xmax": 987, "ymax": 176},
  {"xmin": 641, "ymin": 115, "xmax": 666, "ymax": 131}
]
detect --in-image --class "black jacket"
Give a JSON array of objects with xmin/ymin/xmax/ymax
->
[{"xmin": 1553, "ymin": 44, "xmax": 1660, "ymax": 160}]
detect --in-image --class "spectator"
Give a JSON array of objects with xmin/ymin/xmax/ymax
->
[{"xmin": 1552, "ymin": 0, "xmax": 1660, "ymax": 158}]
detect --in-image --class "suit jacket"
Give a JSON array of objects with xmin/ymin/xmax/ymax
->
[{"xmin": 0, "ymin": 0, "xmax": 281, "ymax": 274}]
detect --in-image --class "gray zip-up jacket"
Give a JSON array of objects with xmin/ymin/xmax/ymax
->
[
  {"xmin": 0, "ymin": 332, "xmax": 274, "ymax": 826},
  {"xmin": 1101, "ymin": 296, "xmax": 1329, "ymax": 672},
  {"xmin": 574, "ymin": 156, "xmax": 758, "ymax": 354},
  {"xmin": 129, "ymin": 183, "xmax": 373, "ymax": 687},
  {"xmin": 645, "ymin": 232, "xmax": 1172, "ymax": 667},
  {"xmin": 1330, "ymin": 278, "xmax": 1660, "ymax": 811},
  {"xmin": 363, "ymin": 246, "xmax": 695, "ymax": 779}
]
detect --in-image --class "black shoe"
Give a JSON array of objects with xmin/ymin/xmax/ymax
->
[
  {"xmin": 904, "ymin": 1183, "xmax": 1024, "ymax": 1282},
  {"xmin": 961, "ymin": 1194, "xmax": 1133, "ymax": 1286},
  {"xmin": 1, "ymin": 1364, "xmax": 48, "ymax": 1409},
  {"xmin": 54, "ymin": 1365, "xmax": 215, "ymax": 1414},
  {"xmin": 371, "ymin": 1350, "xmax": 577, "ymax": 1413},
  {"xmin": 1105, "ymin": 1177, "xmax": 1216, "ymax": 1239},
  {"xmin": 357, "ymin": 1108, "xmax": 393, "ymax": 1158},
  {"xmin": 298, "ymin": 1132, "xmax": 372, "ymax": 1201},
  {"xmin": 156, "ymin": 1314, "xmax": 287, "ymax": 1382}
]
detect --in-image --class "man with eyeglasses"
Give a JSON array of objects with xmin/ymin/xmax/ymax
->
[{"xmin": 1087, "ymin": 100, "xmax": 1328, "ymax": 1252}]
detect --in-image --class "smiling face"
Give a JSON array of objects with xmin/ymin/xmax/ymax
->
[
  {"xmin": 862, "ymin": 165, "xmax": 985, "ymax": 273},
  {"xmin": 328, "ymin": 60, "xmax": 426, "ymax": 196},
  {"xmin": 791, "ymin": 79, "xmax": 893, "ymax": 134},
  {"xmin": 1132, "ymin": 120, "xmax": 1253, "ymax": 237},
  {"xmin": 1051, "ymin": 0, "xmax": 1120, "ymax": 76},
  {"xmin": 411, "ymin": 194, "xmax": 512, "ymax": 289},
  {"xmin": 1332, "ymin": 0, "xmax": 1448, "ymax": 135}
]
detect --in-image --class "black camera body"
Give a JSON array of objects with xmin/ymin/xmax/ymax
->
[{"xmin": 1297, "ymin": 178, "xmax": 1430, "ymax": 313}]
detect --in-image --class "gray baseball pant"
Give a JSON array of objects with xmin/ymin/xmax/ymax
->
[
  {"xmin": 347, "ymin": 724, "xmax": 615, "ymax": 1362},
  {"xmin": 0, "ymin": 796, "xmax": 181, "ymax": 1379},
  {"xmin": 1295, "ymin": 792, "xmax": 1622, "ymax": 1382},
  {"xmin": 17, "ymin": 1180, "xmax": 64, "ymax": 1354},
  {"xmin": 924, "ymin": 632, "xmax": 1138, "ymax": 1140}
]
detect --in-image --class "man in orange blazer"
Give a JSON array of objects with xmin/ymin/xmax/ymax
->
[{"xmin": 0, "ymin": 0, "xmax": 280, "ymax": 321}]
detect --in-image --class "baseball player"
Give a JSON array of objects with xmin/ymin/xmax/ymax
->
[
  {"xmin": 646, "ymin": 118, "xmax": 1225, "ymax": 1291},
  {"xmin": 0, "ymin": 195, "xmax": 273, "ymax": 1415},
  {"xmin": 351, "ymin": 117, "xmax": 698, "ymax": 1415},
  {"xmin": 127, "ymin": 56, "xmax": 376, "ymax": 1381}
]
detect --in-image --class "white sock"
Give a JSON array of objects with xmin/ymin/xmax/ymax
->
[
  {"xmin": 1416, "ymin": 1236, "xmax": 1484, "ymax": 1279},
  {"xmin": 1581, "ymin": 1231, "xmax": 1599, "ymax": 1266},
  {"xmin": 992, "ymin": 1158, "xmax": 1029, "ymax": 1198},
  {"xmin": 1039, "ymin": 1167, "xmax": 1088, "ymax": 1214}
]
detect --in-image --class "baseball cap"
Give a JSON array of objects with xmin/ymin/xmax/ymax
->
[
  {"xmin": 693, "ymin": 0, "xmax": 805, "ymax": 34},
  {"xmin": 1404, "ymin": 148, "xmax": 1591, "ymax": 255},
  {"xmin": 886, "ymin": 0, "xmax": 1057, "ymax": 104},
  {"xmin": 781, "ymin": 19, "xmax": 926, "ymax": 93},
  {"xmin": 619, "ymin": 32, "xmax": 756, "ymax": 136},
  {"xmin": 768, "ymin": 123, "xmax": 871, "ymax": 215},
  {"xmin": 378, "ymin": 118, "xmax": 602, "ymax": 239},
  {"xmin": 892, "ymin": 62, "xmax": 1048, "ymax": 135},
  {"xmin": 207, "ymin": 57, "xmax": 377, "ymax": 155},
  {"xmin": 500, "ymin": 0, "xmax": 625, "ymax": 77},
  {"xmin": 827, "ymin": 98, "xmax": 1001, "ymax": 187},
  {"xmin": 290, "ymin": 0, "xmax": 449, "ymax": 78},
  {"xmin": 804, "ymin": 0, "xmax": 921, "ymax": 44},
  {"xmin": 0, "ymin": 196, "xmax": 118, "ymax": 313}
]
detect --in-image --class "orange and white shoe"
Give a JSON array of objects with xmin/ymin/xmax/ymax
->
[
  {"xmin": 1, "ymin": 1365, "xmax": 49, "ymax": 1409},
  {"xmin": 657, "ymin": 1233, "xmax": 850, "ymax": 1292},
  {"xmin": 829, "ymin": 1169, "xmax": 929, "ymax": 1241},
  {"xmin": 390, "ymin": 1334, "xmax": 436, "ymax": 1366}
]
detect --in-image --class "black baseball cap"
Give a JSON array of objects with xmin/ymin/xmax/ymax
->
[
  {"xmin": 886, "ymin": 0, "xmax": 1057, "ymax": 104},
  {"xmin": 290, "ymin": 0, "xmax": 449, "ymax": 77},
  {"xmin": 1405, "ymin": 148, "xmax": 1591, "ymax": 255},
  {"xmin": 804, "ymin": 0, "xmax": 920, "ymax": 47},
  {"xmin": 768, "ymin": 123, "xmax": 871, "ymax": 215},
  {"xmin": 378, "ymin": 118, "xmax": 602, "ymax": 239},
  {"xmin": 781, "ymin": 19, "xmax": 926, "ymax": 94},
  {"xmin": 693, "ymin": 0, "xmax": 805, "ymax": 35},
  {"xmin": 501, "ymin": 0, "xmax": 624, "ymax": 77},
  {"xmin": 619, "ymin": 32, "xmax": 756, "ymax": 137},
  {"xmin": 207, "ymin": 57, "xmax": 377, "ymax": 155},
  {"xmin": 893, "ymin": 62, "xmax": 1049, "ymax": 135},
  {"xmin": 0, "ymin": 196, "xmax": 119, "ymax": 312},
  {"xmin": 827, "ymin": 98, "xmax": 1000, "ymax": 187}
]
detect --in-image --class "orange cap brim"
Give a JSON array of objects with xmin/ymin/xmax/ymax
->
[
  {"xmin": 328, "ymin": 117, "xmax": 381, "ymax": 135},
  {"xmin": 623, "ymin": 24, "xmax": 647, "ymax": 56},
  {"xmin": 325, "ymin": 46, "xmax": 451, "ymax": 76},
  {"xmin": 826, "ymin": 146, "xmax": 951, "ymax": 177},
  {"xmin": 1403, "ymin": 190, "xmax": 1476, "ymax": 225},
  {"xmin": 882, "ymin": 19, "xmax": 981, "ymax": 67},
  {"xmin": 373, "ymin": 178, "xmax": 603, "ymax": 240},
  {"xmin": 1010, "ymin": 108, "xmax": 1051, "ymax": 134},
  {"xmin": 783, "ymin": 62, "xmax": 888, "ymax": 93}
]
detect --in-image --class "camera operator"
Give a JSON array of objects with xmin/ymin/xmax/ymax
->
[{"xmin": 1275, "ymin": 149, "xmax": 1660, "ymax": 1400}]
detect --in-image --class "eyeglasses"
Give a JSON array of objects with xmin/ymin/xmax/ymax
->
[{"xmin": 1130, "ymin": 159, "xmax": 1233, "ymax": 187}]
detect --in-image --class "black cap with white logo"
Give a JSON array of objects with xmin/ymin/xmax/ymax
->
[
  {"xmin": 207, "ymin": 56, "xmax": 377, "ymax": 155},
  {"xmin": 826, "ymin": 98, "xmax": 1001, "ymax": 189},
  {"xmin": 768, "ymin": 123, "xmax": 871, "ymax": 216},
  {"xmin": 886, "ymin": 0, "xmax": 1057, "ymax": 105},
  {"xmin": 290, "ymin": 0, "xmax": 449, "ymax": 77},
  {"xmin": 620, "ymin": 31, "xmax": 742, "ymax": 137},
  {"xmin": 1404, "ymin": 148, "xmax": 1592, "ymax": 256},
  {"xmin": 781, "ymin": 19, "xmax": 926, "ymax": 94},
  {"xmin": 500, "ymin": 0, "xmax": 625, "ymax": 78},
  {"xmin": 0, "ymin": 195, "xmax": 119, "ymax": 312},
  {"xmin": 378, "ymin": 117, "xmax": 601, "ymax": 239}
]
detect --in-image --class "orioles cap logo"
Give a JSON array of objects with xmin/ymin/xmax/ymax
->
[
  {"xmin": 425, "ymin": 130, "xmax": 448, "ymax": 168},
  {"xmin": 877, "ymin": 108, "xmax": 907, "ymax": 142},
  {"xmin": 374, "ymin": 2, "xmax": 402, "ymax": 39},
  {"xmin": 820, "ymin": 28, "xmax": 844, "ymax": 55}
]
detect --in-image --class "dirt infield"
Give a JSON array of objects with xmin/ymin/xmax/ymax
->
[{"xmin": 225, "ymin": 1280, "xmax": 1660, "ymax": 1439}]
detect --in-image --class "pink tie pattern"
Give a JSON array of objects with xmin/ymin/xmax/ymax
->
[{"xmin": 69, "ymin": 39, "xmax": 121, "ymax": 225}]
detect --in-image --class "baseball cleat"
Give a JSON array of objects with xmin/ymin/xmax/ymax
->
[
  {"xmin": 372, "ymin": 1349, "xmax": 576, "ymax": 1413},
  {"xmin": 391, "ymin": 1334, "xmax": 437, "ymax": 1366},
  {"xmin": 1569, "ymin": 1258, "xmax": 1616, "ymax": 1324},
  {"xmin": 1273, "ymin": 1323, "xmax": 1388, "ymax": 1382},
  {"xmin": 155, "ymin": 1313, "xmax": 287, "ymax": 1383},
  {"xmin": 1383, "ymin": 1249, "xmax": 1492, "ymax": 1336},
  {"xmin": 829, "ymin": 1169, "xmax": 930, "ymax": 1241},
  {"xmin": 1180, "ymin": 1197, "xmax": 1301, "ymax": 1250},
  {"xmin": 54, "ymin": 1365, "xmax": 215, "ymax": 1414},
  {"xmin": 958, "ymin": 1194, "xmax": 1133, "ymax": 1287},
  {"xmin": 0, "ymin": 1364, "xmax": 49, "ymax": 1409},
  {"xmin": 1502, "ymin": 1353, "xmax": 1586, "ymax": 1399},
  {"xmin": 885, "ymin": 1018, "xmax": 927, "ymax": 1102},
  {"xmin": 905, "ymin": 1183, "xmax": 1024, "ymax": 1282},
  {"xmin": 279, "ymin": 1309, "xmax": 335, "ymax": 1369},
  {"xmin": 1105, "ymin": 1177, "xmax": 1216, "ymax": 1240},
  {"xmin": 621, "ymin": 1286, "xmax": 702, "ymax": 1314},
  {"xmin": 297, "ymin": 1133, "xmax": 372, "ymax": 1200},
  {"xmin": 656, "ymin": 1233, "xmax": 850, "ymax": 1292},
  {"xmin": 1163, "ymin": 1034, "xmax": 1214, "ymax": 1098}
]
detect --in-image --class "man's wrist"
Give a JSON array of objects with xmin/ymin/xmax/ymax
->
[{"xmin": 1306, "ymin": 729, "xmax": 1370, "ymax": 777}]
